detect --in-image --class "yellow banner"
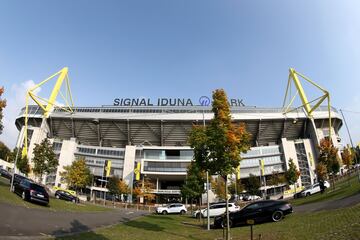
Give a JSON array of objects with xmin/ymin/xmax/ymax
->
[
  {"xmin": 105, "ymin": 160, "xmax": 112, "ymax": 177},
  {"xmin": 134, "ymin": 162, "xmax": 141, "ymax": 181},
  {"xmin": 260, "ymin": 159, "xmax": 265, "ymax": 175}
]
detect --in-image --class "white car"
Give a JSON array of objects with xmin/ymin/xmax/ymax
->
[
  {"xmin": 302, "ymin": 181, "xmax": 330, "ymax": 197},
  {"xmin": 156, "ymin": 203, "xmax": 187, "ymax": 215},
  {"xmin": 192, "ymin": 202, "xmax": 240, "ymax": 218},
  {"xmin": 243, "ymin": 195, "xmax": 261, "ymax": 201}
]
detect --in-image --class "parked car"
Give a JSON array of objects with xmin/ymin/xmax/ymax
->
[
  {"xmin": 10, "ymin": 174, "xmax": 29, "ymax": 191},
  {"xmin": 302, "ymin": 181, "xmax": 330, "ymax": 197},
  {"xmin": 214, "ymin": 200, "xmax": 293, "ymax": 228},
  {"xmin": 293, "ymin": 190, "xmax": 305, "ymax": 199},
  {"xmin": 156, "ymin": 203, "xmax": 187, "ymax": 215},
  {"xmin": 13, "ymin": 178, "xmax": 49, "ymax": 205},
  {"xmin": 55, "ymin": 190, "xmax": 79, "ymax": 203},
  {"xmin": 193, "ymin": 202, "xmax": 240, "ymax": 218},
  {"xmin": 0, "ymin": 168, "xmax": 12, "ymax": 180},
  {"xmin": 243, "ymin": 195, "xmax": 261, "ymax": 201}
]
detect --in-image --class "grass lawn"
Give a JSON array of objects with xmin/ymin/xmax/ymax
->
[
  {"xmin": 55, "ymin": 203, "xmax": 360, "ymax": 240},
  {"xmin": 291, "ymin": 174, "xmax": 360, "ymax": 206},
  {"xmin": 0, "ymin": 177, "xmax": 109, "ymax": 212}
]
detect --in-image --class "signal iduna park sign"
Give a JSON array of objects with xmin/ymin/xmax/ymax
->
[{"xmin": 113, "ymin": 97, "xmax": 245, "ymax": 107}]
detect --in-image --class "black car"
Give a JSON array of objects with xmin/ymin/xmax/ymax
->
[
  {"xmin": 55, "ymin": 190, "xmax": 79, "ymax": 203},
  {"xmin": 293, "ymin": 190, "xmax": 305, "ymax": 199},
  {"xmin": 10, "ymin": 174, "xmax": 28, "ymax": 191},
  {"xmin": 0, "ymin": 168, "xmax": 12, "ymax": 180},
  {"xmin": 214, "ymin": 200, "xmax": 293, "ymax": 228},
  {"xmin": 14, "ymin": 179, "xmax": 49, "ymax": 205}
]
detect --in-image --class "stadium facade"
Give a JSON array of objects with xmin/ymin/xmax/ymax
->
[{"xmin": 15, "ymin": 101, "xmax": 343, "ymax": 201}]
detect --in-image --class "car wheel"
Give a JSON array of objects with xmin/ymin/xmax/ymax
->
[
  {"xmin": 221, "ymin": 219, "xmax": 233, "ymax": 228},
  {"xmin": 72, "ymin": 199, "xmax": 76, "ymax": 203},
  {"xmin": 21, "ymin": 191, "xmax": 26, "ymax": 201},
  {"xmin": 162, "ymin": 210, "xmax": 168, "ymax": 215},
  {"xmin": 306, "ymin": 192, "xmax": 310, "ymax": 197},
  {"xmin": 180, "ymin": 210, "xmax": 185, "ymax": 215},
  {"xmin": 272, "ymin": 211, "xmax": 284, "ymax": 222},
  {"xmin": 55, "ymin": 195, "xmax": 60, "ymax": 199}
]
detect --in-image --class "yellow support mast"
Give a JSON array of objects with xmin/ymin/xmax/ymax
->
[
  {"xmin": 283, "ymin": 68, "xmax": 332, "ymax": 141},
  {"xmin": 22, "ymin": 67, "xmax": 74, "ymax": 158}
]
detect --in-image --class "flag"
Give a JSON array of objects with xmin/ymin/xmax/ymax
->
[
  {"xmin": 103, "ymin": 160, "xmax": 112, "ymax": 177},
  {"xmin": 134, "ymin": 162, "xmax": 141, "ymax": 181},
  {"xmin": 236, "ymin": 165, "xmax": 241, "ymax": 180},
  {"xmin": 259, "ymin": 159, "xmax": 265, "ymax": 176}
]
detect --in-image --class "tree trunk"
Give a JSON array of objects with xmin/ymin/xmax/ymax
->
[{"xmin": 225, "ymin": 175, "xmax": 230, "ymax": 240}]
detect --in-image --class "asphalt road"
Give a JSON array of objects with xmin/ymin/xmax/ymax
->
[
  {"xmin": 0, "ymin": 202, "xmax": 149, "ymax": 240},
  {"xmin": 293, "ymin": 192, "xmax": 360, "ymax": 212}
]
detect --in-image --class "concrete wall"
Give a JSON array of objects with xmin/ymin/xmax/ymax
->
[
  {"xmin": 281, "ymin": 138, "xmax": 302, "ymax": 188},
  {"xmin": 54, "ymin": 138, "xmax": 78, "ymax": 188},
  {"xmin": 123, "ymin": 145, "xmax": 136, "ymax": 192}
]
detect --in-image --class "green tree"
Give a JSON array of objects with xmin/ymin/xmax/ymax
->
[
  {"xmin": 245, "ymin": 174, "xmax": 260, "ymax": 195},
  {"xmin": 285, "ymin": 158, "xmax": 300, "ymax": 193},
  {"xmin": 135, "ymin": 177, "xmax": 155, "ymax": 204},
  {"xmin": 268, "ymin": 171, "xmax": 286, "ymax": 186},
  {"xmin": 315, "ymin": 162, "xmax": 328, "ymax": 181},
  {"xmin": 318, "ymin": 138, "xmax": 340, "ymax": 188},
  {"xmin": 61, "ymin": 158, "xmax": 91, "ymax": 192},
  {"xmin": 107, "ymin": 176, "xmax": 130, "ymax": 202},
  {"xmin": 188, "ymin": 89, "xmax": 251, "ymax": 239},
  {"xmin": 214, "ymin": 176, "xmax": 227, "ymax": 200},
  {"xmin": 181, "ymin": 162, "xmax": 205, "ymax": 204},
  {"xmin": 108, "ymin": 176, "xmax": 121, "ymax": 197},
  {"xmin": 16, "ymin": 154, "xmax": 30, "ymax": 176},
  {"xmin": 228, "ymin": 179, "xmax": 245, "ymax": 197},
  {"xmin": 0, "ymin": 141, "xmax": 10, "ymax": 160},
  {"xmin": 342, "ymin": 147, "xmax": 354, "ymax": 168},
  {"xmin": 32, "ymin": 138, "xmax": 58, "ymax": 182},
  {"xmin": 0, "ymin": 87, "xmax": 6, "ymax": 134}
]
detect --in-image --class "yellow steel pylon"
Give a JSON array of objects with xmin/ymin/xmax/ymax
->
[
  {"xmin": 22, "ymin": 67, "xmax": 74, "ymax": 158},
  {"xmin": 282, "ymin": 68, "xmax": 332, "ymax": 139}
]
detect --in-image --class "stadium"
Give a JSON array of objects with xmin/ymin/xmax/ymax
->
[{"xmin": 13, "ymin": 68, "xmax": 344, "ymax": 202}]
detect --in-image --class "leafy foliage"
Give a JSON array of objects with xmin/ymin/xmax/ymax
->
[
  {"xmin": 213, "ymin": 176, "xmax": 227, "ymax": 200},
  {"xmin": 245, "ymin": 174, "xmax": 260, "ymax": 195},
  {"xmin": 318, "ymin": 138, "xmax": 340, "ymax": 175},
  {"xmin": 268, "ymin": 171, "xmax": 286, "ymax": 186},
  {"xmin": 32, "ymin": 138, "xmax": 58, "ymax": 180},
  {"xmin": 0, "ymin": 87, "xmax": 6, "ymax": 134},
  {"xmin": 0, "ymin": 141, "xmax": 10, "ymax": 160},
  {"xmin": 285, "ymin": 158, "xmax": 300, "ymax": 185},
  {"xmin": 188, "ymin": 89, "xmax": 251, "ymax": 177},
  {"xmin": 61, "ymin": 158, "xmax": 91, "ymax": 191},
  {"xmin": 16, "ymin": 154, "xmax": 30, "ymax": 176},
  {"xmin": 108, "ymin": 176, "xmax": 130, "ymax": 200},
  {"xmin": 134, "ymin": 177, "xmax": 155, "ymax": 203},
  {"xmin": 188, "ymin": 89, "xmax": 251, "ymax": 239},
  {"xmin": 341, "ymin": 147, "xmax": 354, "ymax": 168},
  {"xmin": 228, "ymin": 179, "xmax": 245, "ymax": 195},
  {"xmin": 181, "ymin": 162, "xmax": 205, "ymax": 201},
  {"xmin": 315, "ymin": 162, "xmax": 328, "ymax": 181}
]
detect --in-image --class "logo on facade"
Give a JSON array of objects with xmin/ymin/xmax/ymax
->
[{"xmin": 199, "ymin": 96, "xmax": 211, "ymax": 106}]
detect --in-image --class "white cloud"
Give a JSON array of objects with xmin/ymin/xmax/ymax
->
[{"xmin": 0, "ymin": 80, "xmax": 40, "ymax": 149}]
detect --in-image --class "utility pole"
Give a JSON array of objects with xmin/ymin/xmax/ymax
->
[{"xmin": 203, "ymin": 109, "xmax": 210, "ymax": 231}]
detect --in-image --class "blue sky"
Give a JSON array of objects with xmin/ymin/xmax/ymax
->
[{"xmin": 0, "ymin": 0, "xmax": 360, "ymax": 148}]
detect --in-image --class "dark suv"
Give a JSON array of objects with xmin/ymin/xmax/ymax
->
[{"xmin": 14, "ymin": 179, "xmax": 49, "ymax": 205}]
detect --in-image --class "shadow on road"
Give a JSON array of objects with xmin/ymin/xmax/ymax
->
[{"xmin": 52, "ymin": 219, "xmax": 109, "ymax": 240}]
